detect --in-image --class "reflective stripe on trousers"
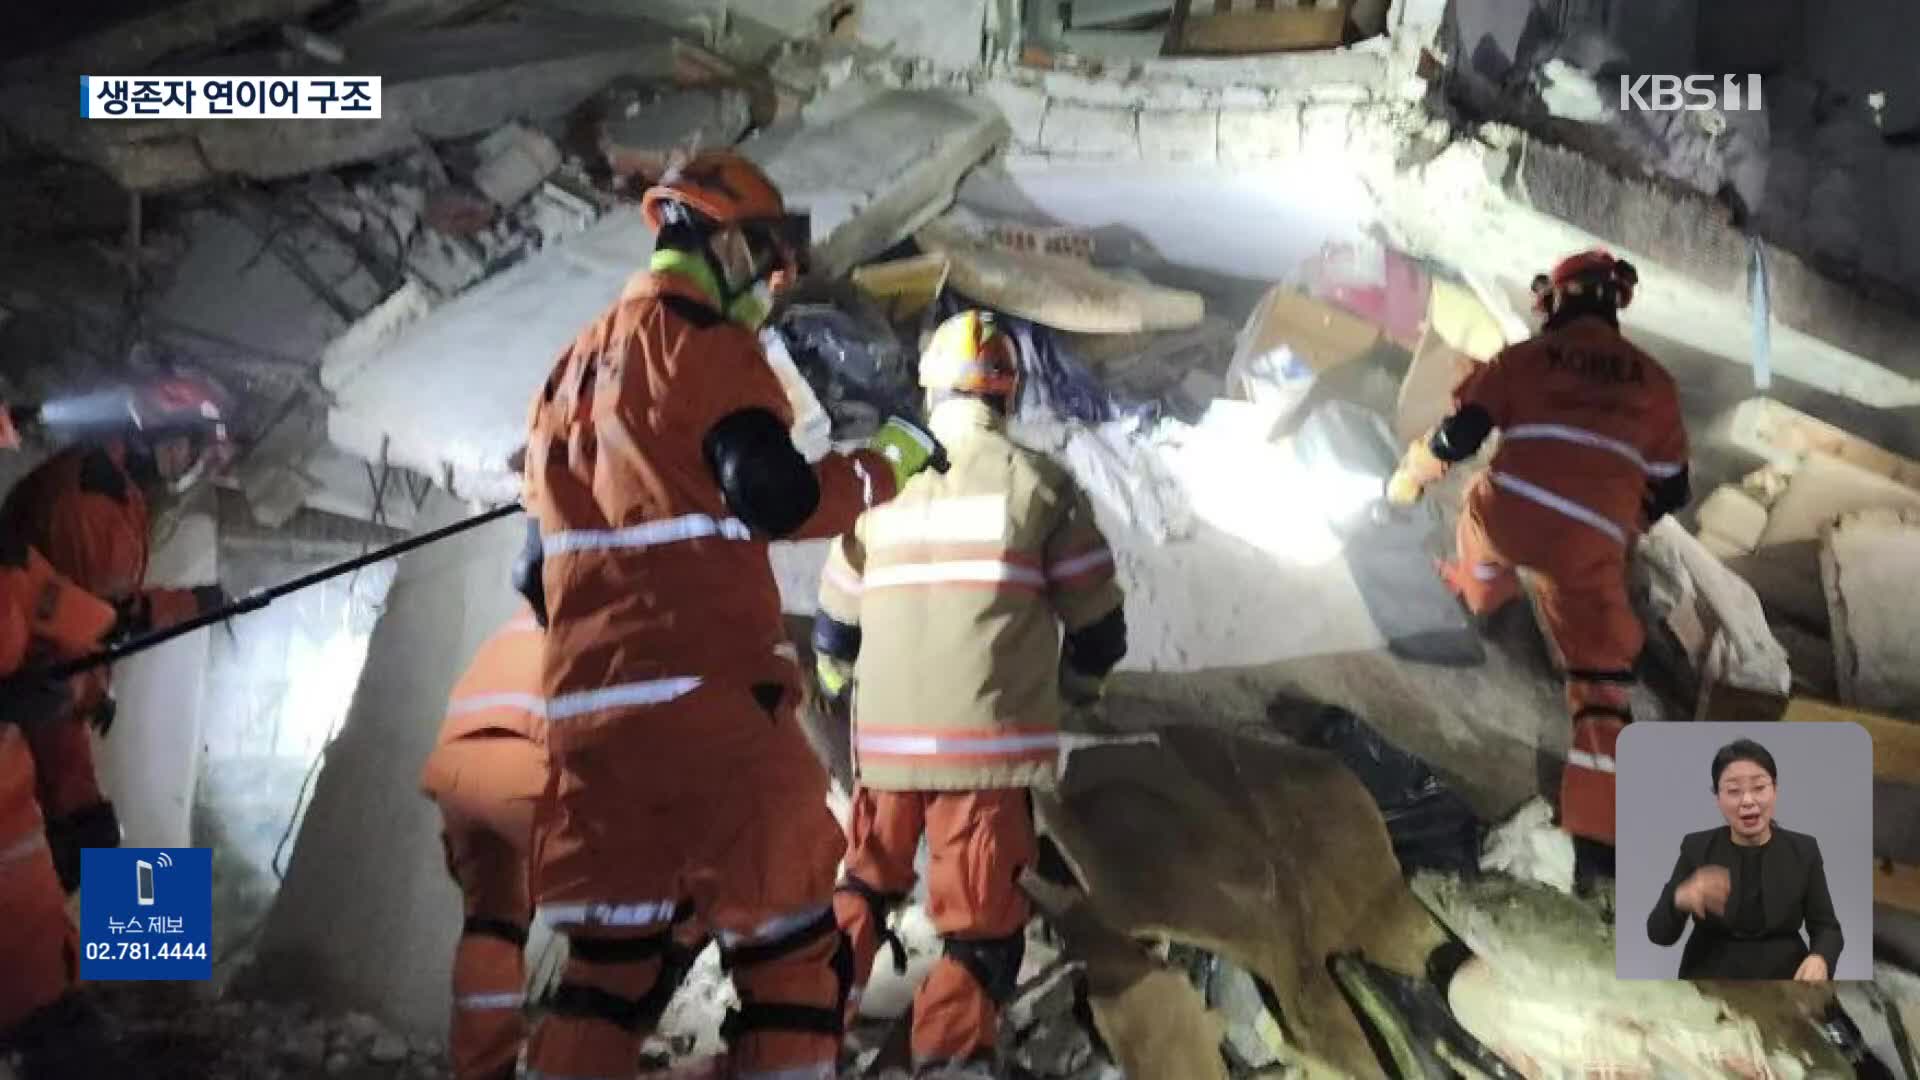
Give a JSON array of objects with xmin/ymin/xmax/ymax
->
[
  {"xmin": 715, "ymin": 904, "xmax": 830, "ymax": 949},
  {"xmin": 543, "ymin": 514, "xmax": 750, "ymax": 555},
  {"xmin": 538, "ymin": 899, "xmax": 680, "ymax": 930},
  {"xmin": 454, "ymin": 991, "xmax": 526, "ymax": 1011},
  {"xmin": 1489, "ymin": 471, "xmax": 1628, "ymax": 545},
  {"xmin": 1501, "ymin": 423, "xmax": 1684, "ymax": 477},
  {"xmin": 1566, "ymin": 748, "xmax": 1617, "ymax": 773}
]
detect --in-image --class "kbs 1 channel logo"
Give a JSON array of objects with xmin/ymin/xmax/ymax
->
[
  {"xmin": 1619, "ymin": 73, "xmax": 1765, "ymax": 114},
  {"xmin": 80, "ymin": 848, "xmax": 213, "ymax": 980}
]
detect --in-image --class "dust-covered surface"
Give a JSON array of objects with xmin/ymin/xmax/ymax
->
[
  {"xmin": 1413, "ymin": 873, "xmax": 1856, "ymax": 1078},
  {"xmin": 16, "ymin": 984, "xmax": 453, "ymax": 1080},
  {"xmin": 1820, "ymin": 509, "xmax": 1920, "ymax": 716}
]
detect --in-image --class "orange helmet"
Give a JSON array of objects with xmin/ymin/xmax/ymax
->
[
  {"xmin": 641, "ymin": 151, "xmax": 785, "ymax": 232},
  {"xmin": 920, "ymin": 310, "xmax": 1019, "ymax": 398},
  {"xmin": 1532, "ymin": 248, "xmax": 1638, "ymax": 314},
  {"xmin": 641, "ymin": 150, "xmax": 811, "ymax": 283}
]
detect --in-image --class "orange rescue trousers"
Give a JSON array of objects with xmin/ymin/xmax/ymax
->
[
  {"xmin": 834, "ymin": 787, "xmax": 1036, "ymax": 1072},
  {"xmin": 1, "ymin": 728, "xmax": 78, "ymax": 1037},
  {"xmin": 527, "ymin": 683, "xmax": 849, "ymax": 1080},
  {"xmin": 426, "ymin": 735, "xmax": 548, "ymax": 1080},
  {"xmin": 1444, "ymin": 478, "xmax": 1639, "ymax": 845}
]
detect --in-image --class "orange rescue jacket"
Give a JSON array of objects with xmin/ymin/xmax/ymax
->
[
  {"xmin": 1452, "ymin": 316, "xmax": 1687, "ymax": 545},
  {"xmin": 2, "ymin": 445, "xmax": 201, "ymax": 626},
  {"xmin": 419, "ymin": 610, "xmax": 545, "ymax": 797},
  {"xmin": 522, "ymin": 270, "xmax": 898, "ymax": 747}
]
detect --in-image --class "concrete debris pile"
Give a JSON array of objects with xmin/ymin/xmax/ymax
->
[{"xmin": 61, "ymin": 988, "xmax": 451, "ymax": 1080}]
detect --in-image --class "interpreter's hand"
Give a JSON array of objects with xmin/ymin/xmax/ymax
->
[
  {"xmin": 1792, "ymin": 954, "xmax": 1830, "ymax": 982},
  {"xmin": 1675, "ymin": 865, "xmax": 1731, "ymax": 918}
]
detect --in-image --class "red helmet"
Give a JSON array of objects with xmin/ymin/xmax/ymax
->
[{"xmin": 1532, "ymin": 248, "xmax": 1638, "ymax": 314}]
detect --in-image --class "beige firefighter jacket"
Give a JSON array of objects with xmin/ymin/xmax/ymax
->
[{"xmin": 817, "ymin": 398, "xmax": 1123, "ymax": 791}]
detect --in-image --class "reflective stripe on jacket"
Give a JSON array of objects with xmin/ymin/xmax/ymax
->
[
  {"xmin": 522, "ymin": 270, "xmax": 896, "ymax": 747},
  {"xmin": 420, "ymin": 610, "xmax": 548, "ymax": 798},
  {"xmin": 818, "ymin": 399, "xmax": 1123, "ymax": 791},
  {"xmin": 1454, "ymin": 317, "xmax": 1687, "ymax": 544}
]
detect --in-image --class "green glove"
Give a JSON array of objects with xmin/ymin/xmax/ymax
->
[
  {"xmin": 816, "ymin": 655, "xmax": 852, "ymax": 702},
  {"xmin": 867, "ymin": 416, "xmax": 943, "ymax": 491}
]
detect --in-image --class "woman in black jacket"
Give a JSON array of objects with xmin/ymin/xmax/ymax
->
[{"xmin": 1646, "ymin": 738, "xmax": 1843, "ymax": 980}]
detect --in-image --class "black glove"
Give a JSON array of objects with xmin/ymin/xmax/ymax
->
[
  {"xmin": 89, "ymin": 695, "xmax": 118, "ymax": 737},
  {"xmin": 510, "ymin": 517, "xmax": 547, "ymax": 628},
  {"xmin": 192, "ymin": 584, "xmax": 232, "ymax": 616},
  {"xmin": 0, "ymin": 675, "xmax": 71, "ymax": 733},
  {"xmin": 112, "ymin": 596, "xmax": 153, "ymax": 640}
]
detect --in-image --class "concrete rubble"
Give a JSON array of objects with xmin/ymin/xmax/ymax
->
[
  {"xmin": 1637, "ymin": 516, "xmax": 1793, "ymax": 707},
  {"xmin": 1, "ymin": 20, "xmax": 684, "ymax": 192},
  {"xmin": 70, "ymin": 987, "xmax": 451, "ymax": 1080},
  {"xmin": 1820, "ymin": 508, "xmax": 1920, "ymax": 717},
  {"xmin": 468, "ymin": 124, "xmax": 562, "ymax": 209},
  {"xmin": 599, "ymin": 86, "xmax": 755, "ymax": 181},
  {"xmin": 9, "ymin": 0, "xmax": 1920, "ymax": 1075}
]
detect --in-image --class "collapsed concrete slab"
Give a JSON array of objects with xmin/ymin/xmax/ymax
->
[
  {"xmin": 1821, "ymin": 509, "xmax": 1920, "ymax": 717},
  {"xmin": 325, "ymin": 207, "xmax": 647, "ymax": 504},
  {"xmin": 327, "ymin": 89, "xmax": 1005, "ymax": 501},
  {"xmin": 2, "ymin": 22, "xmax": 681, "ymax": 192},
  {"xmin": 1382, "ymin": 135, "xmax": 1920, "ymax": 410},
  {"xmin": 247, "ymin": 511, "xmax": 533, "ymax": 1033},
  {"xmin": 745, "ymin": 88, "xmax": 1009, "ymax": 278},
  {"xmin": 0, "ymin": 0, "xmax": 329, "ymax": 81}
]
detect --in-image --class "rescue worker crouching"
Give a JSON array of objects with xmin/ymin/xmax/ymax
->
[
  {"xmin": 0, "ymin": 524, "xmax": 138, "ymax": 1077},
  {"xmin": 420, "ymin": 589, "xmax": 549, "ymax": 1080},
  {"xmin": 0, "ymin": 388, "xmax": 234, "ymax": 892},
  {"xmin": 814, "ymin": 310, "xmax": 1128, "ymax": 1077},
  {"xmin": 519, "ymin": 150, "xmax": 939, "ymax": 1080},
  {"xmin": 1387, "ymin": 249, "xmax": 1690, "ymax": 847}
]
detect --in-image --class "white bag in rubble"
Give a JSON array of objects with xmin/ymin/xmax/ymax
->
[
  {"xmin": 1479, "ymin": 796, "xmax": 1574, "ymax": 895},
  {"xmin": 1225, "ymin": 337, "xmax": 1317, "ymax": 434}
]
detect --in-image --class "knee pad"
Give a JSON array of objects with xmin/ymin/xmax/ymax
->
[
  {"xmin": 46, "ymin": 800, "xmax": 119, "ymax": 894},
  {"xmin": 718, "ymin": 908, "xmax": 848, "ymax": 1045},
  {"xmin": 835, "ymin": 874, "xmax": 909, "ymax": 975},
  {"xmin": 944, "ymin": 932, "xmax": 1024, "ymax": 1006},
  {"xmin": 548, "ymin": 930, "xmax": 678, "ymax": 1033}
]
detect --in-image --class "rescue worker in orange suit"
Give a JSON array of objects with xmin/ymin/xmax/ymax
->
[
  {"xmin": 1387, "ymin": 249, "xmax": 1689, "ymax": 846},
  {"xmin": 0, "ymin": 408, "xmax": 233, "ymax": 892},
  {"xmin": 0, "ymin": 528, "xmax": 137, "ymax": 1077},
  {"xmin": 815, "ymin": 310, "xmax": 1128, "ymax": 1076},
  {"xmin": 421, "ymin": 596, "xmax": 547, "ymax": 1080},
  {"xmin": 519, "ymin": 150, "xmax": 939, "ymax": 1080}
]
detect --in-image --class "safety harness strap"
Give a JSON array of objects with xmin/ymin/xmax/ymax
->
[
  {"xmin": 721, "ymin": 908, "xmax": 837, "ymax": 972},
  {"xmin": 567, "ymin": 932, "xmax": 669, "ymax": 965},
  {"xmin": 546, "ymin": 978, "xmax": 681, "ymax": 1035},
  {"xmin": 720, "ymin": 1003, "xmax": 843, "ymax": 1042},
  {"xmin": 944, "ymin": 932, "xmax": 1024, "ymax": 1006},
  {"xmin": 1566, "ymin": 668, "xmax": 1635, "ymax": 684},
  {"xmin": 835, "ymin": 876, "xmax": 909, "ymax": 975},
  {"xmin": 462, "ymin": 916, "xmax": 529, "ymax": 948}
]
